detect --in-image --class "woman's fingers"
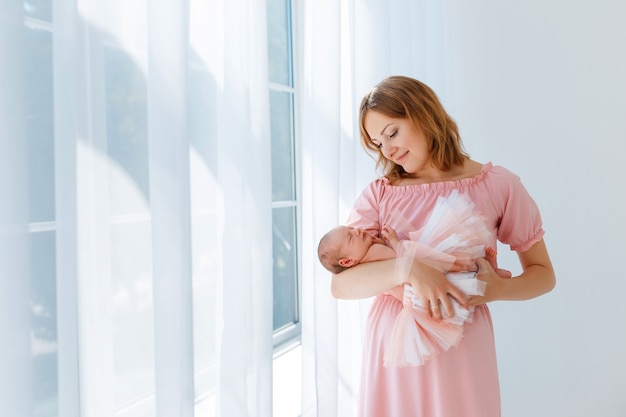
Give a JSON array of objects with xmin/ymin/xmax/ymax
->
[
  {"xmin": 410, "ymin": 259, "xmax": 471, "ymax": 319},
  {"xmin": 447, "ymin": 283, "xmax": 469, "ymax": 310},
  {"xmin": 470, "ymin": 257, "xmax": 509, "ymax": 306},
  {"xmin": 476, "ymin": 257, "xmax": 490, "ymax": 274},
  {"xmin": 428, "ymin": 286, "xmax": 467, "ymax": 319},
  {"xmin": 439, "ymin": 296, "xmax": 454, "ymax": 318},
  {"xmin": 429, "ymin": 295, "xmax": 459, "ymax": 319},
  {"xmin": 429, "ymin": 299, "xmax": 443, "ymax": 319},
  {"xmin": 423, "ymin": 257, "xmax": 506, "ymax": 317},
  {"xmin": 495, "ymin": 268, "xmax": 512, "ymax": 278}
]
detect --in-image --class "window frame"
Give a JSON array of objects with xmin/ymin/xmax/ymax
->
[{"xmin": 268, "ymin": 0, "xmax": 302, "ymax": 353}]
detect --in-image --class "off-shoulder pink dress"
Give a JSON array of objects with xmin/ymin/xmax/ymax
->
[{"xmin": 346, "ymin": 163, "xmax": 544, "ymax": 417}]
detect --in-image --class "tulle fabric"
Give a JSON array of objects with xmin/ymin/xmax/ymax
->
[{"xmin": 384, "ymin": 190, "xmax": 491, "ymax": 367}]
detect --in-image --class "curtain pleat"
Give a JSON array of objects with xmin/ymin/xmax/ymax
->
[
  {"xmin": 299, "ymin": 0, "xmax": 340, "ymax": 415},
  {"xmin": 147, "ymin": 1, "xmax": 195, "ymax": 416},
  {"xmin": 299, "ymin": 1, "xmax": 450, "ymax": 416},
  {"xmin": 214, "ymin": 0, "xmax": 274, "ymax": 415},
  {"xmin": 53, "ymin": 0, "xmax": 82, "ymax": 415}
]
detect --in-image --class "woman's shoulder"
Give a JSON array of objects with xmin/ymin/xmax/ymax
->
[
  {"xmin": 478, "ymin": 163, "xmax": 539, "ymax": 212},
  {"xmin": 480, "ymin": 162, "xmax": 525, "ymax": 188},
  {"xmin": 482, "ymin": 162, "xmax": 519, "ymax": 178},
  {"xmin": 464, "ymin": 160, "xmax": 519, "ymax": 180}
]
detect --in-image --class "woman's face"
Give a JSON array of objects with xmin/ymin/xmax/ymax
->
[{"xmin": 363, "ymin": 110, "xmax": 431, "ymax": 175}]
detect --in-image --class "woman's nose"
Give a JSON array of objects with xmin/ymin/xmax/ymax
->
[{"xmin": 380, "ymin": 143, "xmax": 394, "ymax": 159}]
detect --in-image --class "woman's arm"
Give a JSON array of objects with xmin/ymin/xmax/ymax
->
[
  {"xmin": 469, "ymin": 239, "xmax": 555, "ymax": 305},
  {"xmin": 331, "ymin": 256, "xmax": 471, "ymax": 320},
  {"xmin": 331, "ymin": 259, "xmax": 401, "ymax": 300},
  {"xmin": 363, "ymin": 243, "xmax": 396, "ymax": 263}
]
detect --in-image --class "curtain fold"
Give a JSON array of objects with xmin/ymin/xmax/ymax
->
[
  {"xmin": 299, "ymin": 0, "xmax": 337, "ymax": 415},
  {"xmin": 53, "ymin": 0, "xmax": 82, "ymax": 415},
  {"xmin": 211, "ymin": 0, "xmax": 274, "ymax": 416},
  {"xmin": 299, "ymin": 1, "xmax": 451, "ymax": 416},
  {"xmin": 147, "ymin": 0, "xmax": 195, "ymax": 416}
]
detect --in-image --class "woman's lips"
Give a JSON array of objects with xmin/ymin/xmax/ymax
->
[{"xmin": 396, "ymin": 152, "xmax": 408, "ymax": 164}]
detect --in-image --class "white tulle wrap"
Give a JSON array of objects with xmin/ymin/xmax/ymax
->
[{"xmin": 383, "ymin": 190, "xmax": 491, "ymax": 367}]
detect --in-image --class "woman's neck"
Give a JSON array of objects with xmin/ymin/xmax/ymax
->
[{"xmin": 393, "ymin": 159, "xmax": 482, "ymax": 185}]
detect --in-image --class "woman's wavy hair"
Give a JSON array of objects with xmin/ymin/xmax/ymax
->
[{"xmin": 358, "ymin": 76, "xmax": 469, "ymax": 181}]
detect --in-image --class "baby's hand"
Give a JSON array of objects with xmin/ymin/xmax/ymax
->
[
  {"xmin": 485, "ymin": 247, "xmax": 498, "ymax": 270},
  {"xmin": 447, "ymin": 252, "xmax": 478, "ymax": 272},
  {"xmin": 448, "ymin": 247, "xmax": 500, "ymax": 273},
  {"xmin": 370, "ymin": 235, "xmax": 387, "ymax": 245},
  {"xmin": 381, "ymin": 224, "xmax": 398, "ymax": 242},
  {"xmin": 483, "ymin": 246, "xmax": 512, "ymax": 279}
]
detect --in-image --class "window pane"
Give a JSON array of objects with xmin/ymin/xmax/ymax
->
[
  {"xmin": 104, "ymin": 45, "xmax": 150, "ymax": 216},
  {"xmin": 24, "ymin": 0, "xmax": 52, "ymax": 22},
  {"xmin": 267, "ymin": 0, "xmax": 291, "ymax": 86},
  {"xmin": 26, "ymin": 27, "xmax": 55, "ymax": 223},
  {"xmin": 31, "ymin": 231, "xmax": 58, "ymax": 417},
  {"xmin": 272, "ymin": 207, "xmax": 298, "ymax": 331},
  {"xmin": 270, "ymin": 90, "xmax": 295, "ymax": 202}
]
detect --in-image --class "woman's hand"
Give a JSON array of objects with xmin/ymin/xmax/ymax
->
[
  {"xmin": 468, "ymin": 257, "xmax": 512, "ymax": 306},
  {"xmin": 407, "ymin": 259, "xmax": 469, "ymax": 320},
  {"xmin": 469, "ymin": 239, "xmax": 555, "ymax": 306}
]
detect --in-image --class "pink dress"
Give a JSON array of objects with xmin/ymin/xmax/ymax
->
[
  {"xmin": 384, "ymin": 190, "xmax": 491, "ymax": 368},
  {"xmin": 346, "ymin": 163, "xmax": 545, "ymax": 417}
]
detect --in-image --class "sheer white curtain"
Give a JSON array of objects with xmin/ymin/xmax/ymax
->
[
  {"xmin": 1, "ymin": 0, "xmax": 272, "ymax": 416},
  {"xmin": 299, "ymin": 0, "xmax": 450, "ymax": 416},
  {"xmin": 2, "ymin": 0, "xmax": 451, "ymax": 415},
  {"xmin": 194, "ymin": 0, "xmax": 274, "ymax": 416}
]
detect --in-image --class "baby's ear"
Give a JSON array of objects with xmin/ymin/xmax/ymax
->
[{"xmin": 338, "ymin": 258, "xmax": 356, "ymax": 268}]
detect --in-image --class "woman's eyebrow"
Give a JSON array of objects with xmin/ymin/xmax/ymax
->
[{"xmin": 380, "ymin": 123, "xmax": 392, "ymax": 135}]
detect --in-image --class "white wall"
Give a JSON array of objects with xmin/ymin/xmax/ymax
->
[{"xmin": 442, "ymin": 1, "xmax": 626, "ymax": 416}]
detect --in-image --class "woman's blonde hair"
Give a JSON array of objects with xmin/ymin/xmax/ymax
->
[{"xmin": 358, "ymin": 76, "xmax": 469, "ymax": 181}]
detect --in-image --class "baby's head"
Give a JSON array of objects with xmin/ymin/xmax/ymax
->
[{"xmin": 318, "ymin": 226, "xmax": 374, "ymax": 274}]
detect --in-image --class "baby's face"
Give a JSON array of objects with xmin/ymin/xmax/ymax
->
[{"xmin": 334, "ymin": 226, "xmax": 374, "ymax": 263}]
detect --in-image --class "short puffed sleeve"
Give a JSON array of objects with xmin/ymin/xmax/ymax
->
[
  {"xmin": 345, "ymin": 179, "xmax": 385, "ymax": 237},
  {"xmin": 486, "ymin": 166, "xmax": 545, "ymax": 252}
]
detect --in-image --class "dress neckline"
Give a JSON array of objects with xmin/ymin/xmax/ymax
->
[{"xmin": 380, "ymin": 162, "xmax": 494, "ymax": 192}]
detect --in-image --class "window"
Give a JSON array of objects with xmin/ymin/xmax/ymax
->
[
  {"xmin": 267, "ymin": 0, "xmax": 300, "ymax": 350},
  {"xmin": 23, "ymin": 6, "xmax": 58, "ymax": 416}
]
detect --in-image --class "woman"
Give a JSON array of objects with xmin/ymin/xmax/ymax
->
[{"xmin": 331, "ymin": 75, "xmax": 555, "ymax": 416}]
